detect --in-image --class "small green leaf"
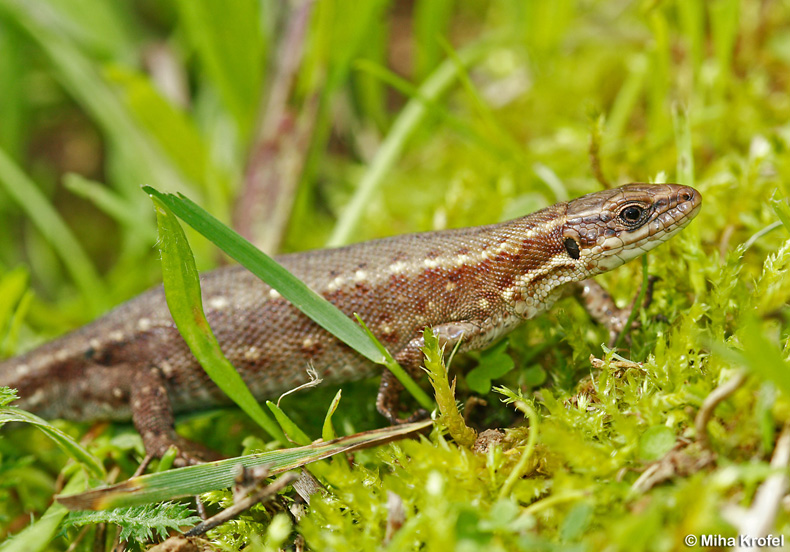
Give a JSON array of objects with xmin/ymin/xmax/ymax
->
[
  {"xmin": 560, "ymin": 502, "xmax": 594, "ymax": 542},
  {"xmin": 523, "ymin": 365, "xmax": 547, "ymax": 387},
  {"xmin": 63, "ymin": 502, "xmax": 199, "ymax": 543},
  {"xmin": 322, "ymin": 390, "xmax": 342, "ymax": 442},
  {"xmin": 0, "ymin": 386, "xmax": 19, "ymax": 407},
  {"xmin": 638, "ymin": 426, "xmax": 676, "ymax": 461},
  {"xmin": 466, "ymin": 340, "xmax": 515, "ymax": 395}
]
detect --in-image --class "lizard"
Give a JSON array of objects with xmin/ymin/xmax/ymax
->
[{"xmin": 0, "ymin": 183, "xmax": 701, "ymax": 464}]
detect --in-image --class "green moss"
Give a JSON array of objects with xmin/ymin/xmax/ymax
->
[{"xmin": 2, "ymin": 0, "xmax": 790, "ymax": 550}]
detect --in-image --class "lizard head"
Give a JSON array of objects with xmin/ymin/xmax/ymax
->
[{"xmin": 561, "ymin": 183, "xmax": 702, "ymax": 276}]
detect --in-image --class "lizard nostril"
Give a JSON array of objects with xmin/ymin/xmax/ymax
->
[{"xmin": 680, "ymin": 189, "xmax": 693, "ymax": 202}]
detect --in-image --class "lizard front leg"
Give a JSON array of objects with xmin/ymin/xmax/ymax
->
[
  {"xmin": 376, "ymin": 321, "xmax": 479, "ymax": 423},
  {"xmin": 573, "ymin": 277, "xmax": 657, "ymax": 346},
  {"xmin": 131, "ymin": 365, "xmax": 218, "ymax": 466}
]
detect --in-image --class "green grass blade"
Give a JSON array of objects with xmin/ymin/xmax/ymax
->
[
  {"xmin": 266, "ymin": 401, "xmax": 311, "ymax": 446},
  {"xmin": 355, "ymin": 314, "xmax": 433, "ymax": 410},
  {"xmin": 605, "ymin": 54, "xmax": 648, "ymax": 147},
  {"xmin": 0, "ymin": 407, "xmax": 105, "ymax": 478},
  {"xmin": 0, "ymin": 267, "xmax": 28, "ymax": 340},
  {"xmin": 63, "ymin": 173, "xmax": 145, "ymax": 229},
  {"xmin": 55, "ymin": 420, "xmax": 432, "ymax": 510},
  {"xmin": 151, "ymin": 197, "xmax": 286, "ymax": 444},
  {"xmin": 174, "ymin": 0, "xmax": 265, "ymax": 138},
  {"xmin": 0, "ymin": 24, "xmax": 25, "ymax": 159},
  {"xmin": 146, "ymin": 187, "xmax": 434, "ymax": 410},
  {"xmin": 672, "ymin": 103, "xmax": 694, "ymax": 187},
  {"xmin": 144, "ymin": 187, "xmax": 384, "ymax": 365},
  {"xmin": 710, "ymin": 0, "xmax": 740, "ymax": 95},
  {"xmin": 0, "ymin": 146, "xmax": 106, "ymax": 314},
  {"xmin": 413, "ymin": 0, "xmax": 454, "ymax": 80},
  {"xmin": 327, "ymin": 41, "xmax": 488, "ymax": 247},
  {"xmin": 322, "ymin": 390, "xmax": 342, "ymax": 442}
]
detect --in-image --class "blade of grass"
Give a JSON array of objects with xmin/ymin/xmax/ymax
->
[
  {"xmin": 413, "ymin": 0, "xmax": 454, "ymax": 81},
  {"xmin": 0, "ymin": 23, "xmax": 25, "ymax": 159},
  {"xmin": 64, "ymin": 173, "xmax": 146, "ymax": 229},
  {"xmin": 144, "ymin": 187, "xmax": 432, "ymax": 411},
  {"xmin": 152, "ymin": 197, "xmax": 286, "ymax": 443},
  {"xmin": 55, "ymin": 420, "xmax": 432, "ymax": 510},
  {"xmin": 605, "ymin": 54, "xmax": 648, "ymax": 150},
  {"xmin": 0, "ymin": 267, "xmax": 28, "ymax": 339},
  {"xmin": 710, "ymin": 0, "xmax": 740, "ymax": 96},
  {"xmin": 321, "ymin": 390, "xmax": 342, "ymax": 442},
  {"xmin": 0, "ymin": 407, "xmax": 105, "ymax": 478},
  {"xmin": 265, "ymin": 401, "xmax": 311, "ymax": 446},
  {"xmin": 353, "ymin": 59, "xmax": 519, "ymax": 165},
  {"xmin": 0, "ymin": 146, "xmax": 106, "ymax": 314},
  {"xmin": 672, "ymin": 103, "xmax": 694, "ymax": 187},
  {"xmin": 355, "ymin": 315, "xmax": 433, "ymax": 410},
  {"xmin": 327, "ymin": 41, "xmax": 489, "ymax": 246},
  {"xmin": 174, "ymin": 0, "xmax": 265, "ymax": 139}
]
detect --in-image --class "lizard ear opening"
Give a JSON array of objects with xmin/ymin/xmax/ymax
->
[{"xmin": 564, "ymin": 237, "xmax": 580, "ymax": 259}]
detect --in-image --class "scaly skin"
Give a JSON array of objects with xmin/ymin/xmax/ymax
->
[{"xmin": 1, "ymin": 183, "xmax": 701, "ymax": 462}]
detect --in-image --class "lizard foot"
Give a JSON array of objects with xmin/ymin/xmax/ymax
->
[{"xmin": 142, "ymin": 431, "xmax": 223, "ymax": 467}]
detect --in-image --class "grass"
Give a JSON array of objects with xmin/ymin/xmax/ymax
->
[{"xmin": 1, "ymin": 0, "xmax": 790, "ymax": 550}]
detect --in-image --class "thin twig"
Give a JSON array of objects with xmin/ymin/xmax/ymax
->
[
  {"xmin": 724, "ymin": 422, "xmax": 790, "ymax": 551},
  {"xmin": 131, "ymin": 454, "xmax": 154, "ymax": 478},
  {"xmin": 185, "ymin": 469, "xmax": 299, "ymax": 537},
  {"xmin": 695, "ymin": 371, "xmax": 747, "ymax": 450},
  {"xmin": 742, "ymin": 221, "xmax": 783, "ymax": 252}
]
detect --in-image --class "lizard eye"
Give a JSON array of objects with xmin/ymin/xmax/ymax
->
[
  {"xmin": 619, "ymin": 205, "xmax": 644, "ymax": 224},
  {"xmin": 564, "ymin": 237, "xmax": 580, "ymax": 259}
]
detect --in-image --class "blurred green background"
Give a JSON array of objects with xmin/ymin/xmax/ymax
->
[{"xmin": 3, "ymin": 0, "xmax": 790, "ymax": 549}]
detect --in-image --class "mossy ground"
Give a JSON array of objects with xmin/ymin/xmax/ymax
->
[{"xmin": 1, "ymin": 1, "xmax": 790, "ymax": 550}]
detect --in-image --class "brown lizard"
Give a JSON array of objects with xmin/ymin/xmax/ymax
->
[{"xmin": 0, "ymin": 183, "xmax": 701, "ymax": 463}]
